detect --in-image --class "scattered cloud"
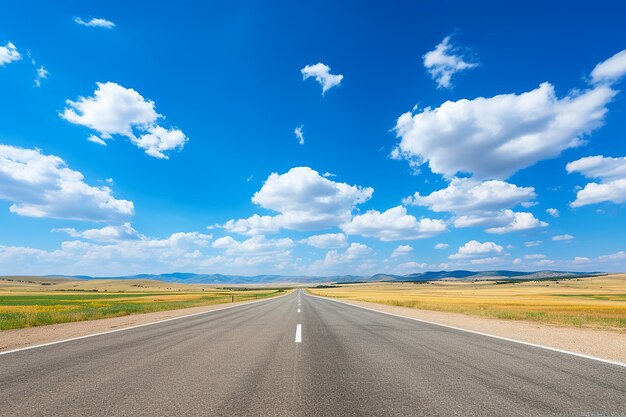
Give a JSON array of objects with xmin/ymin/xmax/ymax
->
[
  {"xmin": 393, "ymin": 76, "xmax": 618, "ymax": 180},
  {"xmin": 52, "ymin": 223, "xmax": 141, "ymax": 242},
  {"xmin": 567, "ymin": 155, "xmax": 626, "ymax": 207},
  {"xmin": 524, "ymin": 254, "xmax": 547, "ymax": 260},
  {"xmin": 391, "ymin": 244, "xmax": 413, "ymax": 258},
  {"xmin": 212, "ymin": 235, "xmax": 293, "ymax": 256},
  {"xmin": 61, "ymin": 82, "xmax": 188, "ymax": 159},
  {"xmin": 294, "ymin": 125, "xmax": 305, "ymax": 145},
  {"xmin": 573, "ymin": 256, "xmax": 591, "ymax": 264},
  {"xmin": 552, "ymin": 234, "xmax": 574, "ymax": 241},
  {"xmin": 546, "ymin": 208, "xmax": 559, "ymax": 218},
  {"xmin": 34, "ymin": 66, "xmax": 48, "ymax": 87},
  {"xmin": 405, "ymin": 177, "xmax": 536, "ymax": 213},
  {"xmin": 434, "ymin": 243, "xmax": 449, "ymax": 249},
  {"xmin": 321, "ymin": 243, "xmax": 373, "ymax": 267},
  {"xmin": 423, "ymin": 35, "xmax": 477, "ymax": 89},
  {"xmin": 301, "ymin": 62, "xmax": 343, "ymax": 94},
  {"xmin": 598, "ymin": 251, "xmax": 626, "ymax": 262},
  {"xmin": 300, "ymin": 233, "xmax": 347, "ymax": 249},
  {"xmin": 224, "ymin": 167, "xmax": 373, "ymax": 234},
  {"xmin": 449, "ymin": 240, "xmax": 503, "ymax": 259},
  {"xmin": 485, "ymin": 211, "xmax": 548, "ymax": 234},
  {"xmin": 525, "ymin": 240, "xmax": 542, "ymax": 247},
  {"xmin": 0, "ymin": 41, "xmax": 21, "ymax": 66},
  {"xmin": 590, "ymin": 49, "xmax": 626, "ymax": 85},
  {"xmin": 0, "ymin": 144, "xmax": 134, "ymax": 221},
  {"xmin": 341, "ymin": 206, "xmax": 447, "ymax": 241},
  {"xmin": 74, "ymin": 17, "xmax": 116, "ymax": 29}
]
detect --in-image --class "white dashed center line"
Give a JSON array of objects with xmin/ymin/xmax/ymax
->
[
  {"xmin": 295, "ymin": 324, "xmax": 302, "ymax": 343},
  {"xmin": 297, "ymin": 308, "xmax": 301, "ymax": 313}
]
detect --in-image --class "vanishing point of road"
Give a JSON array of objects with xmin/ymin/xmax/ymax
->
[{"xmin": 0, "ymin": 290, "xmax": 624, "ymax": 416}]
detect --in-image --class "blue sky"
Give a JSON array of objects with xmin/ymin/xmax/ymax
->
[{"xmin": 1, "ymin": 0, "xmax": 626, "ymax": 276}]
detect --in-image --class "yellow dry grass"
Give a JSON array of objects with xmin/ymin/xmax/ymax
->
[{"xmin": 309, "ymin": 274, "xmax": 626, "ymax": 331}]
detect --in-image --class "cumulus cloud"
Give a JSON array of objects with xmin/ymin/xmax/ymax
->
[
  {"xmin": 321, "ymin": 243, "xmax": 373, "ymax": 267},
  {"xmin": 552, "ymin": 234, "xmax": 574, "ymax": 241},
  {"xmin": 212, "ymin": 235, "xmax": 293, "ymax": 256},
  {"xmin": 341, "ymin": 206, "xmax": 447, "ymax": 241},
  {"xmin": 573, "ymin": 256, "xmax": 591, "ymax": 264},
  {"xmin": 300, "ymin": 233, "xmax": 347, "ymax": 249},
  {"xmin": 567, "ymin": 155, "xmax": 626, "ymax": 207},
  {"xmin": 524, "ymin": 254, "xmax": 547, "ymax": 260},
  {"xmin": 546, "ymin": 208, "xmax": 559, "ymax": 218},
  {"xmin": 0, "ymin": 41, "xmax": 21, "ymax": 66},
  {"xmin": 449, "ymin": 240, "xmax": 503, "ymax": 259},
  {"xmin": 0, "ymin": 231, "xmax": 213, "ymax": 276},
  {"xmin": 61, "ymin": 82, "xmax": 188, "ymax": 159},
  {"xmin": 223, "ymin": 167, "xmax": 373, "ymax": 234},
  {"xmin": 405, "ymin": 178, "xmax": 545, "ymax": 233},
  {"xmin": 0, "ymin": 144, "xmax": 134, "ymax": 221},
  {"xmin": 393, "ymin": 82, "xmax": 614, "ymax": 180},
  {"xmin": 301, "ymin": 63, "xmax": 343, "ymax": 94},
  {"xmin": 391, "ymin": 245, "xmax": 413, "ymax": 258},
  {"xmin": 52, "ymin": 223, "xmax": 141, "ymax": 242},
  {"xmin": 434, "ymin": 243, "xmax": 449, "ymax": 249},
  {"xmin": 294, "ymin": 125, "xmax": 305, "ymax": 145},
  {"xmin": 485, "ymin": 211, "xmax": 548, "ymax": 234},
  {"xmin": 423, "ymin": 35, "xmax": 477, "ymax": 89},
  {"xmin": 405, "ymin": 178, "xmax": 536, "ymax": 213},
  {"xmin": 74, "ymin": 17, "xmax": 116, "ymax": 29},
  {"xmin": 591, "ymin": 49, "xmax": 626, "ymax": 85},
  {"xmin": 525, "ymin": 240, "xmax": 542, "ymax": 247}
]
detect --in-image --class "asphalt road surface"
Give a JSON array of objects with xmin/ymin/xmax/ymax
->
[{"xmin": 1, "ymin": 290, "xmax": 624, "ymax": 416}]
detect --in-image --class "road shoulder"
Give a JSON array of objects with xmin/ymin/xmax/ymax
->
[
  {"xmin": 0, "ymin": 296, "xmax": 282, "ymax": 353},
  {"xmin": 313, "ymin": 296, "xmax": 626, "ymax": 364}
]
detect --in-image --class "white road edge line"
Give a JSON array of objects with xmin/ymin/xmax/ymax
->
[
  {"xmin": 0, "ymin": 292, "xmax": 292, "ymax": 356},
  {"xmin": 306, "ymin": 292, "xmax": 626, "ymax": 368},
  {"xmin": 295, "ymin": 324, "xmax": 302, "ymax": 343}
]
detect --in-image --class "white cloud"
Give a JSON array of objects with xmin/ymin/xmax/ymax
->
[
  {"xmin": 321, "ymin": 243, "xmax": 372, "ymax": 266},
  {"xmin": 0, "ymin": 42, "xmax": 21, "ymax": 66},
  {"xmin": 423, "ymin": 35, "xmax": 477, "ymax": 89},
  {"xmin": 405, "ymin": 178, "xmax": 536, "ymax": 213},
  {"xmin": 546, "ymin": 208, "xmax": 559, "ymax": 218},
  {"xmin": 591, "ymin": 49, "xmax": 626, "ymax": 85},
  {"xmin": 61, "ymin": 82, "xmax": 188, "ymax": 159},
  {"xmin": 404, "ymin": 179, "xmax": 545, "ymax": 234},
  {"xmin": 525, "ymin": 240, "xmax": 542, "ymax": 247},
  {"xmin": 524, "ymin": 254, "xmax": 547, "ymax": 260},
  {"xmin": 0, "ymin": 144, "xmax": 134, "ymax": 221},
  {"xmin": 34, "ymin": 66, "xmax": 48, "ymax": 87},
  {"xmin": 567, "ymin": 155, "xmax": 626, "ymax": 207},
  {"xmin": 434, "ymin": 243, "xmax": 449, "ymax": 249},
  {"xmin": 470, "ymin": 257, "xmax": 503, "ymax": 265},
  {"xmin": 301, "ymin": 63, "xmax": 343, "ymax": 94},
  {"xmin": 534, "ymin": 259, "xmax": 556, "ymax": 267},
  {"xmin": 300, "ymin": 233, "xmax": 347, "ymax": 249},
  {"xmin": 211, "ymin": 235, "xmax": 293, "ymax": 256},
  {"xmin": 573, "ymin": 256, "xmax": 591, "ymax": 264},
  {"xmin": 341, "ymin": 206, "xmax": 447, "ymax": 241},
  {"xmin": 391, "ymin": 244, "xmax": 413, "ymax": 258},
  {"xmin": 485, "ymin": 211, "xmax": 548, "ymax": 234},
  {"xmin": 598, "ymin": 251, "xmax": 626, "ymax": 262},
  {"xmin": 449, "ymin": 240, "xmax": 503, "ymax": 259},
  {"xmin": 74, "ymin": 17, "xmax": 116, "ymax": 29},
  {"xmin": 87, "ymin": 135, "xmax": 107, "ymax": 146},
  {"xmin": 224, "ymin": 167, "xmax": 373, "ymax": 234},
  {"xmin": 294, "ymin": 125, "xmax": 305, "ymax": 145},
  {"xmin": 0, "ymin": 231, "xmax": 214, "ymax": 276},
  {"xmin": 397, "ymin": 261, "xmax": 428, "ymax": 270},
  {"xmin": 552, "ymin": 234, "xmax": 574, "ymax": 241},
  {"xmin": 393, "ymin": 82, "xmax": 616, "ymax": 180},
  {"xmin": 52, "ymin": 223, "xmax": 141, "ymax": 242}
]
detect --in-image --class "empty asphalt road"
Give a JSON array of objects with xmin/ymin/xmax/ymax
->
[{"xmin": 0, "ymin": 290, "xmax": 624, "ymax": 416}]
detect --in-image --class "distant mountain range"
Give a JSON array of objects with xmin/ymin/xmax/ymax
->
[{"xmin": 40, "ymin": 270, "xmax": 602, "ymax": 285}]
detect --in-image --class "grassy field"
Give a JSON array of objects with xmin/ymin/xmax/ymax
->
[
  {"xmin": 308, "ymin": 274, "xmax": 626, "ymax": 331},
  {"xmin": 0, "ymin": 277, "xmax": 287, "ymax": 330}
]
